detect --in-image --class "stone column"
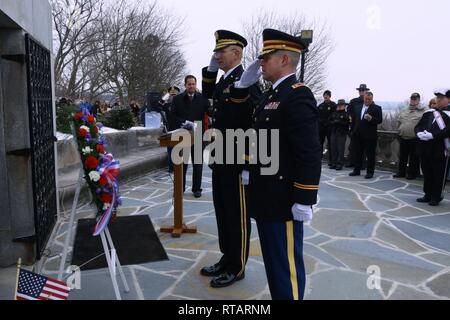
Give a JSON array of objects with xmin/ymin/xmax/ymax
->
[{"xmin": 0, "ymin": 30, "xmax": 35, "ymax": 267}]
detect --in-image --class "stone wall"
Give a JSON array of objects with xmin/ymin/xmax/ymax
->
[
  {"xmin": 0, "ymin": 0, "xmax": 53, "ymax": 267},
  {"xmin": 58, "ymin": 129, "xmax": 164, "ymax": 173},
  {"xmin": 377, "ymin": 131, "xmax": 400, "ymax": 170}
]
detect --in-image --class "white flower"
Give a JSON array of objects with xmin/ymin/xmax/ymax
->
[
  {"xmin": 82, "ymin": 146, "xmax": 93, "ymax": 155},
  {"xmin": 88, "ymin": 171, "xmax": 101, "ymax": 182},
  {"xmin": 80, "ymin": 125, "xmax": 90, "ymax": 132},
  {"xmin": 103, "ymin": 203, "xmax": 111, "ymax": 210}
]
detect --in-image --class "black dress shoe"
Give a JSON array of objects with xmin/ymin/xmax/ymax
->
[
  {"xmin": 345, "ymin": 164, "xmax": 355, "ymax": 168},
  {"xmin": 210, "ymin": 272, "xmax": 245, "ymax": 288},
  {"xmin": 200, "ymin": 263, "xmax": 226, "ymax": 277},
  {"xmin": 336, "ymin": 166, "xmax": 343, "ymax": 171},
  {"xmin": 349, "ymin": 171, "xmax": 360, "ymax": 177},
  {"xmin": 329, "ymin": 165, "xmax": 337, "ymax": 170},
  {"xmin": 193, "ymin": 191, "xmax": 202, "ymax": 198},
  {"xmin": 417, "ymin": 196, "xmax": 431, "ymax": 203},
  {"xmin": 429, "ymin": 200, "xmax": 440, "ymax": 206},
  {"xmin": 365, "ymin": 174, "xmax": 374, "ymax": 179},
  {"xmin": 406, "ymin": 176, "xmax": 416, "ymax": 180},
  {"xmin": 393, "ymin": 173, "xmax": 405, "ymax": 178}
]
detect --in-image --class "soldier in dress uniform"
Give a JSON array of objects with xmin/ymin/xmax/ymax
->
[
  {"xmin": 415, "ymin": 89, "xmax": 450, "ymax": 206},
  {"xmin": 200, "ymin": 30, "xmax": 261, "ymax": 288},
  {"xmin": 238, "ymin": 29, "xmax": 322, "ymax": 300}
]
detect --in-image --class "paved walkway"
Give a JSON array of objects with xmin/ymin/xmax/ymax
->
[{"xmin": 26, "ymin": 166, "xmax": 450, "ymax": 300}]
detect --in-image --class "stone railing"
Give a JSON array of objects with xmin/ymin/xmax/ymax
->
[
  {"xmin": 56, "ymin": 128, "xmax": 168, "ymax": 212},
  {"xmin": 57, "ymin": 128, "xmax": 163, "ymax": 174},
  {"xmin": 376, "ymin": 130, "xmax": 400, "ymax": 170}
]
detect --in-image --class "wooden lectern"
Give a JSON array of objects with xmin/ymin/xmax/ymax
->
[{"xmin": 159, "ymin": 129, "xmax": 197, "ymax": 238}]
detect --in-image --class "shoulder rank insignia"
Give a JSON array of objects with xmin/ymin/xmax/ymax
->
[{"xmin": 292, "ymin": 82, "xmax": 307, "ymax": 90}]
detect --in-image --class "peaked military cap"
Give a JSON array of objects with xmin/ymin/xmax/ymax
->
[
  {"xmin": 213, "ymin": 30, "xmax": 248, "ymax": 52},
  {"xmin": 258, "ymin": 28, "xmax": 307, "ymax": 59},
  {"xmin": 434, "ymin": 88, "xmax": 450, "ymax": 98}
]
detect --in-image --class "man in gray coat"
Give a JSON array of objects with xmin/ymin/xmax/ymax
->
[{"xmin": 394, "ymin": 93, "xmax": 427, "ymax": 180}]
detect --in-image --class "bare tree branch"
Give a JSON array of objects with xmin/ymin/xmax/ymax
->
[{"xmin": 241, "ymin": 11, "xmax": 335, "ymax": 94}]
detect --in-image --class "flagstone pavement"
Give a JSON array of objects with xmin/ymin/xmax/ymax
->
[{"xmin": 30, "ymin": 166, "xmax": 450, "ymax": 300}]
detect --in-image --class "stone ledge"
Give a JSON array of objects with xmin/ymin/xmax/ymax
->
[
  {"xmin": 57, "ymin": 127, "xmax": 168, "ymax": 213},
  {"xmin": 58, "ymin": 147, "xmax": 168, "ymax": 213}
]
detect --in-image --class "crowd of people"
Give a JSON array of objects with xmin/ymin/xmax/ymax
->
[{"xmin": 317, "ymin": 86, "xmax": 450, "ymax": 206}]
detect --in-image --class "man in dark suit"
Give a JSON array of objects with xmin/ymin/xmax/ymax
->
[
  {"xmin": 349, "ymin": 92, "xmax": 383, "ymax": 179},
  {"xmin": 171, "ymin": 75, "xmax": 211, "ymax": 197},
  {"xmin": 347, "ymin": 84, "xmax": 370, "ymax": 167},
  {"xmin": 200, "ymin": 30, "xmax": 261, "ymax": 288},
  {"xmin": 239, "ymin": 29, "xmax": 322, "ymax": 300}
]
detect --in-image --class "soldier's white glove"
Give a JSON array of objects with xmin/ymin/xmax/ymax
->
[
  {"xmin": 207, "ymin": 54, "xmax": 219, "ymax": 72},
  {"xmin": 241, "ymin": 170, "xmax": 250, "ymax": 186},
  {"xmin": 182, "ymin": 121, "xmax": 197, "ymax": 131},
  {"xmin": 417, "ymin": 131, "xmax": 434, "ymax": 141},
  {"xmin": 292, "ymin": 204, "xmax": 313, "ymax": 222},
  {"xmin": 235, "ymin": 59, "xmax": 262, "ymax": 88},
  {"xmin": 162, "ymin": 93, "xmax": 170, "ymax": 102}
]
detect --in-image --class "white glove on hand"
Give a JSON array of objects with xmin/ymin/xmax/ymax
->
[
  {"xmin": 207, "ymin": 54, "xmax": 219, "ymax": 73},
  {"xmin": 418, "ymin": 130, "xmax": 434, "ymax": 141},
  {"xmin": 292, "ymin": 204, "xmax": 313, "ymax": 222},
  {"xmin": 235, "ymin": 59, "xmax": 262, "ymax": 88},
  {"xmin": 162, "ymin": 93, "xmax": 170, "ymax": 102},
  {"xmin": 241, "ymin": 170, "xmax": 250, "ymax": 186},
  {"xmin": 182, "ymin": 121, "xmax": 197, "ymax": 131}
]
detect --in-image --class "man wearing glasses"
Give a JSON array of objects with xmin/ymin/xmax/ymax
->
[{"xmin": 200, "ymin": 30, "xmax": 260, "ymax": 288}]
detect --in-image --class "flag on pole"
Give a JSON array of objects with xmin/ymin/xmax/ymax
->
[{"xmin": 15, "ymin": 269, "xmax": 70, "ymax": 300}]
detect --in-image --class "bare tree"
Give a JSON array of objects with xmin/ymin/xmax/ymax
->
[
  {"xmin": 52, "ymin": 0, "xmax": 187, "ymax": 103},
  {"xmin": 97, "ymin": 0, "xmax": 186, "ymax": 104},
  {"xmin": 51, "ymin": 0, "xmax": 104, "ymax": 98},
  {"xmin": 242, "ymin": 11, "xmax": 334, "ymax": 94}
]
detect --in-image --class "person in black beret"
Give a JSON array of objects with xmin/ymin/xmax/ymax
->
[
  {"xmin": 329, "ymin": 99, "xmax": 351, "ymax": 170},
  {"xmin": 318, "ymin": 90, "xmax": 337, "ymax": 167}
]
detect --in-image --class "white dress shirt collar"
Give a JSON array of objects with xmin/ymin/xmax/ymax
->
[
  {"xmin": 361, "ymin": 104, "xmax": 369, "ymax": 119},
  {"xmin": 272, "ymin": 73, "xmax": 296, "ymax": 90},
  {"xmin": 223, "ymin": 64, "xmax": 241, "ymax": 80}
]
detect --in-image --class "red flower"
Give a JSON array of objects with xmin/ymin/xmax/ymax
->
[
  {"xmin": 85, "ymin": 156, "xmax": 99, "ymax": 169},
  {"xmin": 88, "ymin": 115, "xmax": 95, "ymax": 123},
  {"xmin": 100, "ymin": 193, "xmax": 113, "ymax": 204},
  {"xmin": 96, "ymin": 144, "xmax": 105, "ymax": 154},
  {"xmin": 99, "ymin": 176, "xmax": 108, "ymax": 186},
  {"xmin": 78, "ymin": 128, "xmax": 88, "ymax": 138},
  {"xmin": 93, "ymin": 126, "xmax": 99, "ymax": 134},
  {"xmin": 74, "ymin": 112, "xmax": 83, "ymax": 121}
]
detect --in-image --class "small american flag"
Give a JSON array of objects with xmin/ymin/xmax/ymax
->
[{"xmin": 16, "ymin": 269, "xmax": 70, "ymax": 300}]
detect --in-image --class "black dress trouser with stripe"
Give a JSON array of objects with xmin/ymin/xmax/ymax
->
[{"xmin": 212, "ymin": 168, "xmax": 251, "ymax": 276}]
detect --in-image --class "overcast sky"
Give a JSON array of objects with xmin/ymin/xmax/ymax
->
[{"xmin": 159, "ymin": 0, "xmax": 448, "ymax": 103}]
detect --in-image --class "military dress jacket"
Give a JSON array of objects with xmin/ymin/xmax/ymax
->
[
  {"xmin": 245, "ymin": 75, "xmax": 322, "ymax": 222},
  {"xmin": 202, "ymin": 65, "xmax": 261, "ymax": 172}
]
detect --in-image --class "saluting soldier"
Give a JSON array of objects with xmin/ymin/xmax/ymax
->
[
  {"xmin": 415, "ymin": 89, "xmax": 450, "ymax": 206},
  {"xmin": 239, "ymin": 29, "xmax": 322, "ymax": 300},
  {"xmin": 200, "ymin": 30, "xmax": 261, "ymax": 288}
]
